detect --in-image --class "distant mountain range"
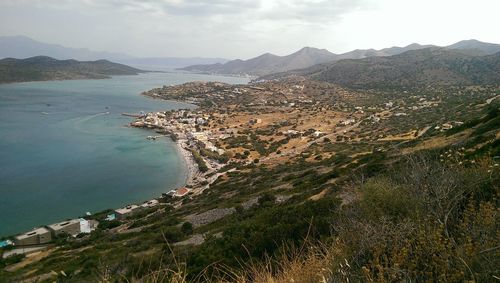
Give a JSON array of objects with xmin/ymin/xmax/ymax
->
[
  {"xmin": 115, "ymin": 57, "xmax": 228, "ymax": 71},
  {"xmin": 181, "ymin": 47, "xmax": 337, "ymax": 77},
  {"xmin": 263, "ymin": 47, "xmax": 500, "ymax": 88},
  {"xmin": 0, "ymin": 36, "xmax": 228, "ymax": 69},
  {"xmin": 0, "ymin": 56, "xmax": 143, "ymax": 84},
  {"xmin": 181, "ymin": 39, "xmax": 500, "ymax": 76}
]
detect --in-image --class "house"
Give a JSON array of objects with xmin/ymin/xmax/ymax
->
[
  {"xmin": 141, "ymin": 199, "xmax": 159, "ymax": 208},
  {"xmin": 441, "ymin": 123, "xmax": 453, "ymax": 131},
  {"xmin": 313, "ymin": 130, "xmax": 323, "ymax": 138},
  {"xmin": 79, "ymin": 219, "xmax": 98, "ymax": 234},
  {"xmin": 115, "ymin": 204, "xmax": 140, "ymax": 220},
  {"xmin": 174, "ymin": 187, "xmax": 190, "ymax": 198},
  {"xmin": 342, "ymin": 118, "xmax": 356, "ymax": 126},
  {"xmin": 284, "ymin": 129, "xmax": 300, "ymax": 136},
  {"xmin": 369, "ymin": 115, "xmax": 381, "ymax": 123},
  {"xmin": 164, "ymin": 190, "xmax": 177, "ymax": 198},
  {"xmin": 0, "ymin": 240, "xmax": 13, "ymax": 248},
  {"xmin": 14, "ymin": 227, "xmax": 52, "ymax": 246},
  {"xmin": 105, "ymin": 213, "xmax": 116, "ymax": 221},
  {"xmin": 248, "ymin": 118, "xmax": 262, "ymax": 125},
  {"xmin": 47, "ymin": 219, "xmax": 81, "ymax": 237}
]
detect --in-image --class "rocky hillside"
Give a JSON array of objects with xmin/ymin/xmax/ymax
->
[
  {"xmin": 263, "ymin": 48, "xmax": 500, "ymax": 88},
  {"xmin": 0, "ymin": 56, "xmax": 143, "ymax": 83}
]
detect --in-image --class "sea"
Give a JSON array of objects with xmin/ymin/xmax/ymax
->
[{"xmin": 0, "ymin": 72, "xmax": 249, "ymax": 237}]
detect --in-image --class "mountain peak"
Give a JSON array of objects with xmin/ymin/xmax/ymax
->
[
  {"xmin": 295, "ymin": 46, "xmax": 330, "ymax": 54},
  {"xmin": 446, "ymin": 39, "xmax": 500, "ymax": 55}
]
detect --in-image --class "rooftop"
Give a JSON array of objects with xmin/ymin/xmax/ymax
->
[
  {"xmin": 141, "ymin": 199, "xmax": 159, "ymax": 208},
  {"xmin": 175, "ymin": 187, "xmax": 190, "ymax": 197},
  {"xmin": 115, "ymin": 204, "xmax": 139, "ymax": 215},
  {"xmin": 47, "ymin": 219, "xmax": 80, "ymax": 231},
  {"xmin": 16, "ymin": 227, "xmax": 50, "ymax": 240}
]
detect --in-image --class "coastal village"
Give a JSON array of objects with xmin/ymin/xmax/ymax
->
[
  {"xmin": 2, "ymin": 77, "xmax": 498, "ymax": 277},
  {"xmin": 133, "ymin": 79, "xmax": 497, "ymax": 168}
]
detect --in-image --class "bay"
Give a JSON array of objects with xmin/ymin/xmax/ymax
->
[{"xmin": 0, "ymin": 72, "xmax": 249, "ymax": 237}]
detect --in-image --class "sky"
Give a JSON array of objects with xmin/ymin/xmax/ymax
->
[{"xmin": 1, "ymin": 0, "xmax": 499, "ymax": 59}]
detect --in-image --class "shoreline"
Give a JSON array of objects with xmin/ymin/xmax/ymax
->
[{"xmin": 174, "ymin": 138, "xmax": 200, "ymax": 188}]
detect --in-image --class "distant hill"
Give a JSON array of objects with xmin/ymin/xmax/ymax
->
[
  {"xmin": 447, "ymin": 39, "xmax": 500, "ymax": 55},
  {"xmin": 0, "ymin": 56, "xmax": 143, "ymax": 84},
  {"xmin": 179, "ymin": 44, "xmax": 437, "ymax": 76},
  {"xmin": 180, "ymin": 39, "xmax": 500, "ymax": 76},
  {"xmin": 180, "ymin": 47, "xmax": 338, "ymax": 76},
  {"xmin": 115, "ymin": 57, "xmax": 228, "ymax": 70},
  {"xmin": 264, "ymin": 48, "xmax": 500, "ymax": 88},
  {"xmin": 0, "ymin": 36, "xmax": 228, "ymax": 69},
  {"xmin": 335, "ymin": 43, "xmax": 435, "ymax": 60},
  {"xmin": 0, "ymin": 35, "xmax": 131, "ymax": 61}
]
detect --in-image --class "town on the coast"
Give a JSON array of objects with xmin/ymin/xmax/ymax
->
[{"xmin": 3, "ymin": 77, "xmax": 498, "ymax": 260}]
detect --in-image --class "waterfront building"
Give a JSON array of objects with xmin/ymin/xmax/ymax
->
[
  {"xmin": 0, "ymin": 239, "xmax": 13, "ymax": 248},
  {"xmin": 47, "ymin": 219, "xmax": 81, "ymax": 236},
  {"xmin": 141, "ymin": 199, "xmax": 159, "ymax": 208},
  {"xmin": 105, "ymin": 213, "xmax": 116, "ymax": 221},
  {"xmin": 79, "ymin": 218, "xmax": 98, "ymax": 234},
  {"xmin": 115, "ymin": 204, "xmax": 140, "ymax": 220},
  {"xmin": 174, "ymin": 187, "xmax": 190, "ymax": 197},
  {"xmin": 14, "ymin": 227, "xmax": 52, "ymax": 246}
]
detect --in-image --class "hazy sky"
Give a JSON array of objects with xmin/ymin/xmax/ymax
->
[{"xmin": 1, "ymin": 0, "xmax": 499, "ymax": 59}]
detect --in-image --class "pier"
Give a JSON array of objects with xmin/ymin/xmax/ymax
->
[{"xmin": 121, "ymin": 113, "xmax": 144, "ymax": 118}]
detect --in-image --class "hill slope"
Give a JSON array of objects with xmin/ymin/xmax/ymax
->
[
  {"xmin": 447, "ymin": 39, "xmax": 500, "ymax": 55},
  {"xmin": 264, "ymin": 48, "xmax": 500, "ymax": 88},
  {"xmin": 180, "ymin": 47, "xmax": 338, "ymax": 76},
  {"xmin": 181, "ymin": 39, "xmax": 500, "ymax": 76},
  {"xmin": 0, "ymin": 56, "xmax": 143, "ymax": 84}
]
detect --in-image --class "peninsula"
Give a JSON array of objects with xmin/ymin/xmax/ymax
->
[{"xmin": 0, "ymin": 56, "xmax": 143, "ymax": 84}]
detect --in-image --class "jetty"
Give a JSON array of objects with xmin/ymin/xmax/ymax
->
[{"xmin": 121, "ymin": 113, "xmax": 144, "ymax": 118}]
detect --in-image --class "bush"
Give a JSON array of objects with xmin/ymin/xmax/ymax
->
[
  {"xmin": 98, "ymin": 219, "xmax": 121, "ymax": 230},
  {"xmin": 191, "ymin": 150, "xmax": 209, "ymax": 172},
  {"xmin": 181, "ymin": 222, "xmax": 194, "ymax": 235},
  {"xmin": 0, "ymin": 253, "xmax": 25, "ymax": 268},
  {"xmin": 360, "ymin": 178, "xmax": 417, "ymax": 220}
]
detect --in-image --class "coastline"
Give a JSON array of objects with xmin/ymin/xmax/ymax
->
[
  {"xmin": 0, "ymin": 73, "xmax": 246, "ymax": 239},
  {"xmin": 174, "ymin": 138, "xmax": 200, "ymax": 188}
]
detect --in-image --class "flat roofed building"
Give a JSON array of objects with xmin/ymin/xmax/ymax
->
[
  {"xmin": 141, "ymin": 199, "xmax": 159, "ymax": 208},
  {"xmin": 14, "ymin": 227, "xmax": 52, "ymax": 246},
  {"xmin": 115, "ymin": 204, "xmax": 140, "ymax": 220},
  {"xmin": 47, "ymin": 219, "xmax": 81, "ymax": 237}
]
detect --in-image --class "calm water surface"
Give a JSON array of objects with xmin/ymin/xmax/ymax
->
[{"xmin": 0, "ymin": 72, "xmax": 249, "ymax": 236}]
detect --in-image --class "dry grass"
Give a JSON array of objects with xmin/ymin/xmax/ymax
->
[
  {"xmin": 192, "ymin": 242, "xmax": 344, "ymax": 283},
  {"xmin": 4, "ymin": 248, "xmax": 56, "ymax": 272},
  {"xmin": 127, "ymin": 235, "xmax": 347, "ymax": 283}
]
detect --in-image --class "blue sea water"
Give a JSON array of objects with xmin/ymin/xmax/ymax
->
[{"xmin": 0, "ymin": 72, "xmax": 249, "ymax": 236}]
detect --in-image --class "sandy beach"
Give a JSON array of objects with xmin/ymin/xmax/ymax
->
[{"xmin": 175, "ymin": 138, "xmax": 201, "ymax": 187}]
